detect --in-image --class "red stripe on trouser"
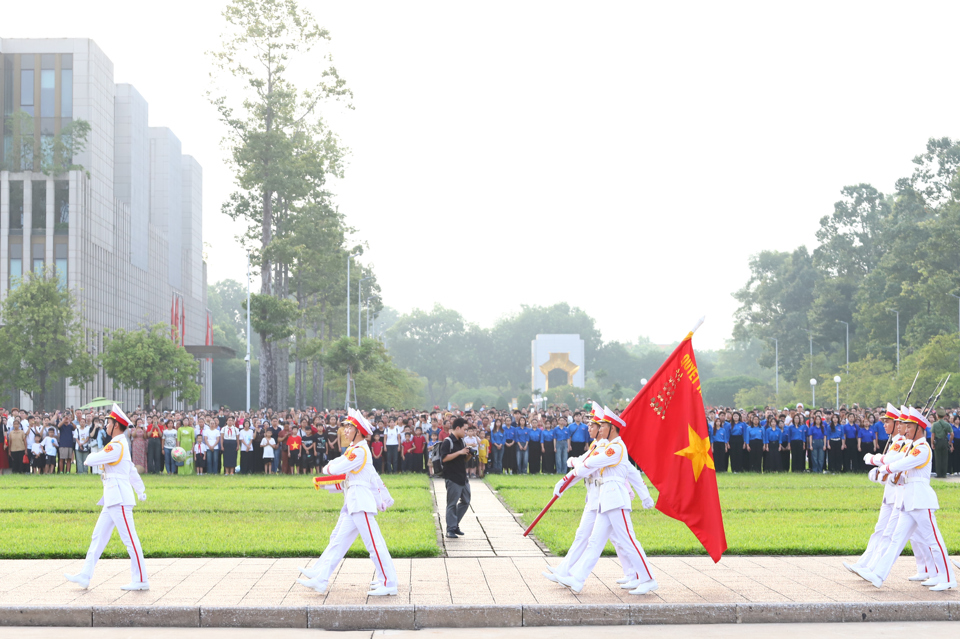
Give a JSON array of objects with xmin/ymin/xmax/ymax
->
[
  {"xmin": 120, "ymin": 507, "xmax": 143, "ymax": 582},
  {"xmin": 621, "ymin": 510, "xmax": 651, "ymax": 580},
  {"xmin": 929, "ymin": 510, "xmax": 951, "ymax": 582},
  {"xmin": 364, "ymin": 513, "xmax": 386, "ymax": 583}
]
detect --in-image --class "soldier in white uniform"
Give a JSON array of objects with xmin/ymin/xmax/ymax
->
[
  {"xmin": 65, "ymin": 405, "xmax": 149, "ymax": 591},
  {"xmin": 555, "ymin": 408, "xmax": 658, "ymax": 595},
  {"xmin": 856, "ymin": 406, "xmax": 935, "ymax": 581},
  {"xmin": 544, "ymin": 404, "xmax": 654, "ymax": 589},
  {"xmin": 856, "ymin": 407, "xmax": 955, "ymax": 591},
  {"xmin": 297, "ymin": 408, "xmax": 398, "ymax": 596}
]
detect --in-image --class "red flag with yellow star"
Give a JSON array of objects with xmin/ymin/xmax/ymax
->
[{"xmin": 619, "ymin": 325, "xmax": 726, "ymax": 562}]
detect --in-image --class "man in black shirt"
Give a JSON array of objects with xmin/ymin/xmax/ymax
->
[{"xmin": 441, "ymin": 417, "xmax": 471, "ymax": 538}]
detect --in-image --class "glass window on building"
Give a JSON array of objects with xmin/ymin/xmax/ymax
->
[
  {"xmin": 9, "ymin": 242, "xmax": 22, "ymax": 289},
  {"xmin": 20, "ymin": 57, "xmax": 34, "ymax": 116},
  {"xmin": 54, "ymin": 180, "xmax": 69, "ymax": 233},
  {"xmin": 61, "ymin": 68, "xmax": 73, "ymax": 118},
  {"xmin": 9, "ymin": 180, "xmax": 24, "ymax": 233},
  {"xmin": 32, "ymin": 241, "xmax": 44, "ymax": 274},
  {"xmin": 40, "ymin": 69, "xmax": 55, "ymax": 118},
  {"xmin": 32, "ymin": 180, "xmax": 46, "ymax": 234},
  {"xmin": 55, "ymin": 242, "xmax": 67, "ymax": 289}
]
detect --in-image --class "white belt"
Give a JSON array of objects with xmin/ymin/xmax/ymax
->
[
  {"xmin": 599, "ymin": 477, "xmax": 621, "ymax": 485},
  {"xmin": 905, "ymin": 478, "xmax": 929, "ymax": 484},
  {"xmin": 343, "ymin": 479, "xmax": 373, "ymax": 490},
  {"xmin": 585, "ymin": 478, "xmax": 600, "ymax": 487}
]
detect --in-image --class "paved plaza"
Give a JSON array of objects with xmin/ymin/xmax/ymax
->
[{"xmin": 0, "ymin": 479, "xmax": 958, "ymax": 626}]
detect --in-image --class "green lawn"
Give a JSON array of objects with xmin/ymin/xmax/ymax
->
[
  {"xmin": 486, "ymin": 473, "xmax": 960, "ymax": 556},
  {"xmin": 0, "ymin": 474, "xmax": 439, "ymax": 559}
]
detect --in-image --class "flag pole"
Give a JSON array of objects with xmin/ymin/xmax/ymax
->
[{"xmin": 523, "ymin": 475, "xmax": 577, "ymax": 537}]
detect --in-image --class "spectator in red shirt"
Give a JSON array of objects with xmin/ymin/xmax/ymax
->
[
  {"xmin": 401, "ymin": 432, "xmax": 416, "ymax": 472},
  {"xmin": 413, "ymin": 427, "xmax": 427, "ymax": 474},
  {"xmin": 371, "ymin": 432, "xmax": 384, "ymax": 473}
]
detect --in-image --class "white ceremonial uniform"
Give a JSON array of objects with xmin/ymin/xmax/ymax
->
[
  {"xmin": 861, "ymin": 437, "xmax": 934, "ymax": 576},
  {"xmin": 78, "ymin": 434, "xmax": 148, "ymax": 584},
  {"xmin": 304, "ymin": 439, "xmax": 397, "ymax": 591},
  {"xmin": 565, "ymin": 436, "xmax": 654, "ymax": 590},
  {"xmin": 870, "ymin": 436, "xmax": 953, "ymax": 586}
]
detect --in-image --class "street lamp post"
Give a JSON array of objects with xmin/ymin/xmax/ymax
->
[
  {"xmin": 346, "ymin": 252, "xmax": 360, "ymax": 338},
  {"xmin": 810, "ymin": 378, "xmax": 817, "ymax": 408},
  {"xmin": 950, "ymin": 293, "xmax": 960, "ymax": 372},
  {"xmin": 245, "ymin": 252, "xmax": 251, "ymax": 413},
  {"xmin": 833, "ymin": 375, "xmax": 841, "ymax": 410},
  {"xmin": 640, "ymin": 378, "xmax": 648, "ymax": 387},
  {"xmin": 838, "ymin": 320, "xmax": 849, "ymax": 375},
  {"xmin": 358, "ymin": 277, "xmax": 372, "ymax": 346},
  {"xmin": 887, "ymin": 308, "xmax": 899, "ymax": 376}
]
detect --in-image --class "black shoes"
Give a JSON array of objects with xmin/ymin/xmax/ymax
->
[
  {"xmin": 453, "ymin": 527, "xmax": 465, "ymax": 536},
  {"xmin": 446, "ymin": 532, "xmax": 458, "ymax": 538},
  {"xmin": 445, "ymin": 527, "xmax": 466, "ymax": 538}
]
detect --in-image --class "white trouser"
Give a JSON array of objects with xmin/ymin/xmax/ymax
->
[
  {"xmin": 304, "ymin": 509, "xmax": 350, "ymax": 579},
  {"xmin": 312, "ymin": 507, "xmax": 397, "ymax": 589},
  {"xmin": 873, "ymin": 507, "xmax": 951, "ymax": 582},
  {"xmin": 555, "ymin": 506, "xmax": 638, "ymax": 580},
  {"xmin": 866, "ymin": 505, "xmax": 933, "ymax": 575},
  {"xmin": 858, "ymin": 500, "xmax": 893, "ymax": 566},
  {"xmin": 80, "ymin": 505, "xmax": 147, "ymax": 583},
  {"xmin": 569, "ymin": 507, "xmax": 653, "ymax": 586}
]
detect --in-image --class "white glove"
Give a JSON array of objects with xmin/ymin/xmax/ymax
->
[
  {"xmin": 378, "ymin": 494, "xmax": 395, "ymax": 512},
  {"xmin": 566, "ymin": 457, "xmax": 576, "ymax": 469},
  {"xmin": 553, "ymin": 477, "xmax": 567, "ymax": 498},
  {"xmin": 321, "ymin": 464, "xmax": 330, "ymax": 475},
  {"xmin": 867, "ymin": 468, "xmax": 879, "ymax": 483},
  {"xmin": 863, "ymin": 453, "xmax": 876, "ymax": 466},
  {"xmin": 641, "ymin": 496, "xmax": 655, "ymax": 510},
  {"xmin": 137, "ymin": 492, "xmax": 147, "ymax": 502}
]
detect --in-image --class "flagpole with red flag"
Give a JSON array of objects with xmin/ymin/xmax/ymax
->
[{"xmin": 619, "ymin": 317, "xmax": 727, "ymax": 563}]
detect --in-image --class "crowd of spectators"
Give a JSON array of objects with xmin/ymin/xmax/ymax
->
[
  {"xmin": 707, "ymin": 403, "xmax": 960, "ymax": 478},
  {"xmin": 7, "ymin": 401, "xmax": 956, "ymax": 480},
  {"xmin": 0, "ymin": 405, "xmax": 592, "ymax": 477}
]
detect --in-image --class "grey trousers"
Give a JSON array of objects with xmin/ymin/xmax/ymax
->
[{"xmin": 445, "ymin": 479, "xmax": 471, "ymax": 532}]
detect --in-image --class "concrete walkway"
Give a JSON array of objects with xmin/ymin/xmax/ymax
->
[{"xmin": 431, "ymin": 478, "xmax": 545, "ymax": 557}]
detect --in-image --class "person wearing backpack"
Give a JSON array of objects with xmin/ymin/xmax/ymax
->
[{"xmin": 440, "ymin": 417, "xmax": 472, "ymax": 539}]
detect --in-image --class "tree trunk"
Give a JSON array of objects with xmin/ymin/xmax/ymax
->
[{"xmin": 259, "ymin": 335, "xmax": 272, "ymax": 409}]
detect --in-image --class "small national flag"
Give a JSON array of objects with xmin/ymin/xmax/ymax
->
[
  {"xmin": 619, "ymin": 321, "xmax": 727, "ymax": 563},
  {"xmin": 313, "ymin": 474, "xmax": 347, "ymax": 490}
]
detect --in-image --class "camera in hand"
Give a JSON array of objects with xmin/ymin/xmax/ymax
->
[{"xmin": 466, "ymin": 447, "xmax": 478, "ymax": 457}]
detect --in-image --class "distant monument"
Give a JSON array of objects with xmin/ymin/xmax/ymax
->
[{"xmin": 531, "ymin": 334, "xmax": 585, "ymax": 392}]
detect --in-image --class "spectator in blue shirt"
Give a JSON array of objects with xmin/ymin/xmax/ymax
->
[
  {"xmin": 728, "ymin": 412, "xmax": 746, "ymax": 473},
  {"xmin": 780, "ymin": 423, "xmax": 792, "ymax": 471},
  {"xmin": 807, "ymin": 415, "xmax": 826, "ymax": 473},
  {"xmin": 872, "ymin": 414, "xmax": 888, "ymax": 447},
  {"xmin": 568, "ymin": 412, "xmax": 591, "ymax": 458},
  {"xmin": 528, "ymin": 420, "xmax": 543, "ymax": 474},
  {"xmin": 857, "ymin": 419, "xmax": 877, "ymax": 472},
  {"xmin": 763, "ymin": 419, "xmax": 784, "ymax": 472},
  {"xmin": 710, "ymin": 419, "xmax": 729, "ymax": 473},
  {"xmin": 787, "ymin": 417, "xmax": 807, "ymax": 473},
  {"xmin": 553, "ymin": 420, "xmax": 570, "ymax": 474},
  {"xmin": 842, "ymin": 417, "xmax": 859, "ymax": 473},
  {"xmin": 515, "ymin": 418, "xmax": 530, "ymax": 474},
  {"xmin": 952, "ymin": 414, "xmax": 960, "ymax": 475},
  {"xmin": 541, "ymin": 419, "xmax": 556, "ymax": 474},
  {"xmin": 503, "ymin": 419, "xmax": 517, "ymax": 475},
  {"xmin": 826, "ymin": 414, "xmax": 843, "ymax": 473},
  {"xmin": 745, "ymin": 415, "xmax": 764, "ymax": 472},
  {"xmin": 490, "ymin": 419, "xmax": 506, "ymax": 474}
]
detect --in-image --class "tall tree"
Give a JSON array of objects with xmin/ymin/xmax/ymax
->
[
  {"xmin": 101, "ymin": 324, "xmax": 201, "ymax": 407},
  {"xmin": 0, "ymin": 271, "xmax": 96, "ymax": 411},
  {"xmin": 210, "ymin": 0, "xmax": 350, "ymax": 409},
  {"xmin": 387, "ymin": 305, "xmax": 468, "ymax": 406}
]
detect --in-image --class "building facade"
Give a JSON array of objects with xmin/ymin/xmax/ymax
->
[{"xmin": 0, "ymin": 38, "xmax": 212, "ymax": 410}]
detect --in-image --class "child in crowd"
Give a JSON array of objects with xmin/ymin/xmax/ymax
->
[
  {"xmin": 261, "ymin": 430, "xmax": 276, "ymax": 474},
  {"xmin": 464, "ymin": 425, "xmax": 480, "ymax": 478},
  {"xmin": 478, "ymin": 430, "xmax": 489, "ymax": 478},
  {"xmin": 193, "ymin": 435, "xmax": 207, "ymax": 475},
  {"xmin": 401, "ymin": 431, "xmax": 415, "ymax": 472},
  {"xmin": 40, "ymin": 428, "xmax": 59, "ymax": 474},
  {"xmin": 413, "ymin": 427, "xmax": 427, "ymax": 474}
]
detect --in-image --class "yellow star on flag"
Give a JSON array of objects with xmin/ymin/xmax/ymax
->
[{"xmin": 675, "ymin": 424, "xmax": 715, "ymax": 481}]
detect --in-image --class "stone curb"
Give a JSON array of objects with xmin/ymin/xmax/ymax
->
[{"xmin": 0, "ymin": 602, "xmax": 956, "ymax": 627}]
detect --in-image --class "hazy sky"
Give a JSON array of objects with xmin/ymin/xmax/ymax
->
[{"xmin": 6, "ymin": 1, "xmax": 960, "ymax": 349}]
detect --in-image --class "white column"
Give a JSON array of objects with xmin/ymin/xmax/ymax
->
[
  {"xmin": 22, "ymin": 176, "xmax": 32, "ymax": 271},
  {"xmin": 0, "ymin": 172, "xmax": 8, "ymax": 301},
  {"xmin": 46, "ymin": 179, "xmax": 54, "ymax": 275}
]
